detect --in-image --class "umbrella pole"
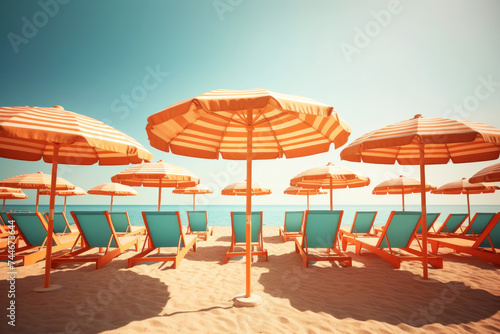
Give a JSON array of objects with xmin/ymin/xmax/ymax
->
[
  {"xmin": 2, "ymin": 199, "xmax": 5, "ymax": 212},
  {"xmin": 63, "ymin": 197, "xmax": 67, "ymax": 213},
  {"xmin": 245, "ymin": 125, "xmax": 253, "ymax": 298},
  {"xmin": 110, "ymin": 195, "xmax": 113, "ymax": 212},
  {"xmin": 402, "ymin": 189, "xmax": 405, "ymax": 211},
  {"xmin": 466, "ymin": 191, "xmax": 471, "ymax": 226},
  {"xmin": 419, "ymin": 143, "xmax": 429, "ymax": 280},
  {"xmin": 36, "ymin": 189, "xmax": 40, "ymax": 212},
  {"xmin": 158, "ymin": 181, "xmax": 162, "ymax": 212},
  {"xmin": 329, "ymin": 179, "xmax": 333, "ymax": 210},
  {"xmin": 40, "ymin": 143, "xmax": 61, "ymax": 291},
  {"xmin": 193, "ymin": 194, "xmax": 196, "ymax": 211},
  {"xmin": 307, "ymin": 193, "xmax": 310, "ymax": 211}
]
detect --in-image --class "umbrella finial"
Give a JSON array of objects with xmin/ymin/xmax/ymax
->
[
  {"xmin": 53, "ymin": 105, "xmax": 64, "ymax": 110},
  {"xmin": 326, "ymin": 162, "xmax": 335, "ymax": 166},
  {"xmin": 413, "ymin": 114, "xmax": 424, "ymax": 119}
]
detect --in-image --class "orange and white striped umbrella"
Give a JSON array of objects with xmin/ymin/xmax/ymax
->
[
  {"xmin": 432, "ymin": 178, "xmax": 499, "ymax": 224},
  {"xmin": 0, "ymin": 105, "xmax": 152, "ymax": 291},
  {"xmin": 87, "ymin": 183, "xmax": 138, "ymax": 212},
  {"xmin": 146, "ymin": 88, "xmax": 350, "ymax": 305},
  {"xmin": 469, "ymin": 162, "xmax": 500, "ymax": 183},
  {"xmin": 290, "ymin": 162, "xmax": 370, "ymax": 210},
  {"xmin": 39, "ymin": 186, "xmax": 87, "ymax": 213},
  {"xmin": 0, "ymin": 171, "xmax": 74, "ymax": 212},
  {"xmin": 173, "ymin": 184, "xmax": 213, "ymax": 210},
  {"xmin": 284, "ymin": 186, "xmax": 326, "ymax": 210},
  {"xmin": 372, "ymin": 175, "xmax": 436, "ymax": 211},
  {"xmin": 111, "ymin": 160, "xmax": 199, "ymax": 211},
  {"xmin": 340, "ymin": 114, "xmax": 500, "ymax": 280},
  {"xmin": 221, "ymin": 181, "xmax": 272, "ymax": 196},
  {"xmin": 0, "ymin": 187, "xmax": 28, "ymax": 211}
]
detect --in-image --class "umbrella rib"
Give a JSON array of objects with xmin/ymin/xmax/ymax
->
[
  {"xmin": 211, "ymin": 111, "xmax": 247, "ymax": 126},
  {"xmin": 260, "ymin": 112, "xmax": 285, "ymax": 157}
]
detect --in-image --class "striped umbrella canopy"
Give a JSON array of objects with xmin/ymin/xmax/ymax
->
[
  {"xmin": 372, "ymin": 175, "xmax": 436, "ymax": 211},
  {"xmin": 290, "ymin": 162, "xmax": 370, "ymax": 210},
  {"xmin": 221, "ymin": 181, "xmax": 272, "ymax": 196},
  {"xmin": 284, "ymin": 186, "xmax": 326, "ymax": 210},
  {"xmin": 340, "ymin": 114, "xmax": 500, "ymax": 280},
  {"xmin": 87, "ymin": 183, "xmax": 138, "ymax": 212},
  {"xmin": 173, "ymin": 184, "xmax": 212, "ymax": 210},
  {"xmin": 146, "ymin": 89, "xmax": 351, "ymax": 305},
  {"xmin": 39, "ymin": 186, "xmax": 87, "ymax": 213},
  {"xmin": 0, "ymin": 187, "xmax": 28, "ymax": 211},
  {"xmin": 432, "ymin": 178, "xmax": 499, "ymax": 225},
  {"xmin": 0, "ymin": 171, "xmax": 74, "ymax": 212},
  {"xmin": 469, "ymin": 162, "xmax": 500, "ymax": 183},
  {"xmin": 111, "ymin": 160, "xmax": 200, "ymax": 211},
  {"xmin": 0, "ymin": 105, "xmax": 152, "ymax": 291}
]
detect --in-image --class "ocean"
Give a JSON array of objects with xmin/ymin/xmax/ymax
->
[{"xmin": 5, "ymin": 204, "xmax": 500, "ymax": 227}]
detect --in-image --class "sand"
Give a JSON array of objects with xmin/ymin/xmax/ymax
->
[{"xmin": 1, "ymin": 226, "xmax": 500, "ymax": 334}]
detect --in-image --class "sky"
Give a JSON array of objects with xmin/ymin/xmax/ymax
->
[{"xmin": 1, "ymin": 0, "xmax": 500, "ymax": 208}]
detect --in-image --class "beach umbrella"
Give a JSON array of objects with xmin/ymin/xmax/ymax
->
[
  {"xmin": 87, "ymin": 183, "xmax": 138, "ymax": 211},
  {"xmin": 0, "ymin": 187, "xmax": 28, "ymax": 211},
  {"xmin": 340, "ymin": 114, "xmax": 500, "ymax": 279},
  {"xmin": 372, "ymin": 175, "xmax": 436, "ymax": 211},
  {"xmin": 290, "ymin": 162, "xmax": 370, "ymax": 210},
  {"xmin": 431, "ymin": 178, "xmax": 499, "ymax": 225},
  {"xmin": 469, "ymin": 162, "xmax": 500, "ymax": 183},
  {"xmin": 146, "ymin": 88, "xmax": 351, "ymax": 306},
  {"xmin": 0, "ymin": 171, "xmax": 74, "ymax": 212},
  {"xmin": 172, "ymin": 184, "xmax": 213, "ymax": 210},
  {"xmin": 111, "ymin": 160, "xmax": 199, "ymax": 211},
  {"xmin": 0, "ymin": 105, "xmax": 152, "ymax": 291},
  {"xmin": 283, "ymin": 186, "xmax": 326, "ymax": 210},
  {"xmin": 39, "ymin": 186, "xmax": 87, "ymax": 213},
  {"xmin": 221, "ymin": 180, "xmax": 272, "ymax": 196}
]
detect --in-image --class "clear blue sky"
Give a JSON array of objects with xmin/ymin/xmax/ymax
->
[{"xmin": 1, "ymin": 0, "xmax": 500, "ymax": 207}]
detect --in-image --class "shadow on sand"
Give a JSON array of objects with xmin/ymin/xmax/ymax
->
[
  {"xmin": 256, "ymin": 251, "xmax": 500, "ymax": 328},
  {"xmin": 0, "ymin": 260, "xmax": 169, "ymax": 334}
]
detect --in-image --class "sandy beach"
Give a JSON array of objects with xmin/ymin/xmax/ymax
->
[{"xmin": 1, "ymin": 226, "xmax": 499, "ymax": 334}]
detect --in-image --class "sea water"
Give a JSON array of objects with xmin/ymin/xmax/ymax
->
[{"xmin": 5, "ymin": 204, "xmax": 500, "ymax": 227}]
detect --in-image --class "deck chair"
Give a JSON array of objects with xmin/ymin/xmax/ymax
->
[
  {"xmin": 226, "ymin": 211, "xmax": 268, "ymax": 263},
  {"xmin": 109, "ymin": 212, "xmax": 146, "ymax": 236},
  {"xmin": 52, "ymin": 211, "xmax": 140, "ymax": 270},
  {"xmin": 341, "ymin": 211, "xmax": 443, "ymax": 269},
  {"xmin": 295, "ymin": 210, "xmax": 352, "ymax": 268},
  {"xmin": 186, "ymin": 211, "xmax": 214, "ymax": 241},
  {"xmin": 429, "ymin": 213, "xmax": 500, "ymax": 266},
  {"xmin": 0, "ymin": 212, "xmax": 11, "ymax": 226},
  {"xmin": 41, "ymin": 212, "xmax": 79, "ymax": 235},
  {"xmin": 0, "ymin": 224, "xmax": 12, "ymax": 248},
  {"xmin": 0, "ymin": 212, "xmax": 76, "ymax": 266},
  {"xmin": 128, "ymin": 211, "xmax": 197, "ymax": 268},
  {"xmin": 462, "ymin": 213, "xmax": 497, "ymax": 237},
  {"xmin": 416, "ymin": 213, "xmax": 441, "ymax": 234},
  {"xmin": 279, "ymin": 211, "xmax": 305, "ymax": 242},
  {"xmin": 339, "ymin": 211, "xmax": 377, "ymax": 242},
  {"xmin": 431, "ymin": 213, "xmax": 469, "ymax": 235}
]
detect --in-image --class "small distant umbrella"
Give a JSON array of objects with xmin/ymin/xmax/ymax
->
[
  {"xmin": 469, "ymin": 162, "xmax": 500, "ymax": 183},
  {"xmin": 221, "ymin": 181, "xmax": 272, "ymax": 196},
  {"xmin": 0, "ymin": 187, "xmax": 28, "ymax": 211},
  {"xmin": 284, "ymin": 186, "xmax": 326, "ymax": 210},
  {"xmin": 372, "ymin": 175, "xmax": 436, "ymax": 211},
  {"xmin": 290, "ymin": 162, "xmax": 370, "ymax": 210},
  {"xmin": 173, "ymin": 184, "xmax": 212, "ymax": 210},
  {"xmin": 111, "ymin": 160, "xmax": 199, "ymax": 211},
  {"xmin": 39, "ymin": 187, "xmax": 87, "ymax": 213},
  {"xmin": 0, "ymin": 171, "xmax": 74, "ymax": 212},
  {"xmin": 87, "ymin": 183, "xmax": 138, "ymax": 211},
  {"xmin": 432, "ymin": 178, "xmax": 499, "ymax": 225}
]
